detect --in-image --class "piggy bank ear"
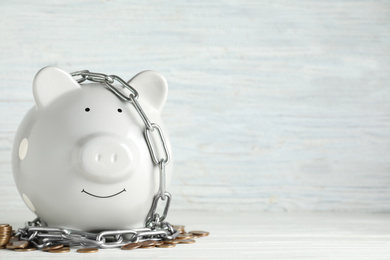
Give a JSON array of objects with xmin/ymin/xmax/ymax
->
[
  {"xmin": 128, "ymin": 71, "xmax": 168, "ymax": 112},
  {"xmin": 33, "ymin": 66, "xmax": 80, "ymax": 109}
]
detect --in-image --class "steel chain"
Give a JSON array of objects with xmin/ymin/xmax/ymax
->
[
  {"xmin": 16, "ymin": 70, "xmax": 177, "ymax": 249},
  {"xmin": 71, "ymin": 70, "xmax": 171, "ymax": 218},
  {"xmin": 17, "ymin": 217, "xmax": 179, "ymax": 249}
]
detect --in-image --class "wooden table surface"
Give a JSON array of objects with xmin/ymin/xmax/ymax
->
[{"xmin": 0, "ymin": 209, "xmax": 389, "ymax": 259}]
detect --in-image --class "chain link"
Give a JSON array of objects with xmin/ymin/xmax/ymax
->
[
  {"xmin": 16, "ymin": 70, "xmax": 178, "ymax": 249},
  {"xmin": 71, "ymin": 70, "xmax": 139, "ymax": 100}
]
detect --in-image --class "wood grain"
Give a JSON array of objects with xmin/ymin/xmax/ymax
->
[{"xmin": 0, "ymin": 0, "xmax": 390, "ymax": 212}]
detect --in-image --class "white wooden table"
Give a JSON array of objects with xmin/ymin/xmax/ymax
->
[{"xmin": 1, "ymin": 209, "xmax": 389, "ymax": 259}]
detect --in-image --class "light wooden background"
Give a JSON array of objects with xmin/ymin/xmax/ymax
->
[{"xmin": 0, "ymin": 0, "xmax": 389, "ymax": 213}]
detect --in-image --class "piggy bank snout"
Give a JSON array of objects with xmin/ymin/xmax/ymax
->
[{"xmin": 76, "ymin": 135, "xmax": 139, "ymax": 183}]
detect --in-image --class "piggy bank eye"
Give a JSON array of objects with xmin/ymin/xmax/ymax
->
[
  {"xmin": 117, "ymin": 108, "xmax": 122, "ymax": 113},
  {"xmin": 85, "ymin": 108, "xmax": 90, "ymax": 112}
]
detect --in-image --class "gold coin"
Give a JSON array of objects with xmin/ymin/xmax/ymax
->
[
  {"xmin": 49, "ymin": 247, "xmax": 70, "ymax": 253},
  {"xmin": 189, "ymin": 230, "xmax": 210, "ymax": 237},
  {"xmin": 179, "ymin": 239, "xmax": 196, "ymax": 244},
  {"xmin": 164, "ymin": 239, "xmax": 180, "ymax": 244},
  {"xmin": 77, "ymin": 248, "xmax": 98, "ymax": 253},
  {"xmin": 0, "ymin": 224, "xmax": 10, "ymax": 228},
  {"xmin": 157, "ymin": 243, "xmax": 176, "ymax": 248},
  {"xmin": 14, "ymin": 247, "xmax": 37, "ymax": 252},
  {"xmin": 42, "ymin": 244, "xmax": 64, "ymax": 251},
  {"xmin": 121, "ymin": 242, "xmax": 141, "ymax": 250},
  {"xmin": 140, "ymin": 240, "xmax": 157, "ymax": 247},
  {"xmin": 6, "ymin": 241, "xmax": 29, "ymax": 249}
]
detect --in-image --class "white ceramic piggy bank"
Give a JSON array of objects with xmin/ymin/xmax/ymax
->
[{"xmin": 12, "ymin": 66, "xmax": 172, "ymax": 231}]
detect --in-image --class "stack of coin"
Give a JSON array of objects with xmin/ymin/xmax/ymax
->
[
  {"xmin": 0, "ymin": 224, "xmax": 12, "ymax": 248},
  {"xmin": 172, "ymin": 225, "xmax": 186, "ymax": 234},
  {"xmin": 177, "ymin": 233, "xmax": 195, "ymax": 239},
  {"xmin": 161, "ymin": 226, "xmax": 210, "ymax": 246}
]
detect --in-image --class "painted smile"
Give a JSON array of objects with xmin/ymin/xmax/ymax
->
[{"xmin": 81, "ymin": 188, "xmax": 126, "ymax": 199}]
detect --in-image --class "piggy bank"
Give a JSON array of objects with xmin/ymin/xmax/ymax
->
[{"xmin": 12, "ymin": 66, "xmax": 172, "ymax": 231}]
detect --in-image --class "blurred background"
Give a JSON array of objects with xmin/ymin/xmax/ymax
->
[{"xmin": 0, "ymin": 0, "xmax": 389, "ymax": 215}]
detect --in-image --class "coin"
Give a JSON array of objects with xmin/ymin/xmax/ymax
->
[
  {"xmin": 42, "ymin": 244, "xmax": 64, "ymax": 251},
  {"xmin": 0, "ymin": 239, "xmax": 11, "ymax": 246},
  {"xmin": 77, "ymin": 248, "xmax": 98, "ymax": 253},
  {"xmin": 14, "ymin": 247, "xmax": 37, "ymax": 252},
  {"xmin": 0, "ymin": 224, "xmax": 10, "ymax": 228},
  {"xmin": 188, "ymin": 230, "xmax": 210, "ymax": 237},
  {"xmin": 155, "ymin": 240, "xmax": 164, "ymax": 246},
  {"xmin": 179, "ymin": 239, "xmax": 196, "ymax": 244},
  {"xmin": 140, "ymin": 240, "xmax": 157, "ymax": 247},
  {"xmin": 157, "ymin": 243, "xmax": 176, "ymax": 248},
  {"xmin": 121, "ymin": 242, "xmax": 141, "ymax": 250},
  {"xmin": 6, "ymin": 241, "xmax": 29, "ymax": 249},
  {"xmin": 0, "ymin": 227, "xmax": 12, "ymax": 231},
  {"xmin": 172, "ymin": 225, "xmax": 186, "ymax": 233},
  {"xmin": 0, "ymin": 246, "xmax": 5, "ymax": 249},
  {"xmin": 177, "ymin": 233, "xmax": 194, "ymax": 239},
  {"xmin": 49, "ymin": 247, "xmax": 70, "ymax": 253},
  {"xmin": 164, "ymin": 239, "xmax": 180, "ymax": 244},
  {"xmin": 139, "ymin": 246, "xmax": 155, "ymax": 249},
  {"xmin": 172, "ymin": 225, "xmax": 185, "ymax": 230},
  {"xmin": 0, "ymin": 226, "xmax": 12, "ymax": 232}
]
